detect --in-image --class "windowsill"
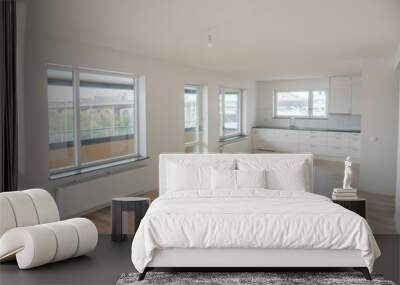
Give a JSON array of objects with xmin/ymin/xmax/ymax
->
[
  {"xmin": 219, "ymin": 135, "xmax": 248, "ymax": 144},
  {"xmin": 48, "ymin": 156, "xmax": 150, "ymax": 180}
]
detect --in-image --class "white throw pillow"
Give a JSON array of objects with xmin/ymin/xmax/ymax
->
[
  {"xmin": 211, "ymin": 168, "xmax": 237, "ymax": 190},
  {"xmin": 167, "ymin": 162, "xmax": 211, "ymax": 191},
  {"xmin": 237, "ymin": 158, "xmax": 308, "ymax": 191},
  {"xmin": 167, "ymin": 159, "xmax": 235, "ymax": 191},
  {"xmin": 267, "ymin": 161, "xmax": 306, "ymax": 191},
  {"xmin": 236, "ymin": 170, "xmax": 267, "ymax": 189}
]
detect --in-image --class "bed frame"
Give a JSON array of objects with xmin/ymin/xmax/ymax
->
[
  {"xmin": 139, "ymin": 154, "xmax": 372, "ymax": 281},
  {"xmin": 139, "ymin": 248, "xmax": 370, "ymax": 280}
]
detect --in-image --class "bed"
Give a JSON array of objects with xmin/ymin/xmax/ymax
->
[{"xmin": 131, "ymin": 153, "xmax": 380, "ymax": 280}]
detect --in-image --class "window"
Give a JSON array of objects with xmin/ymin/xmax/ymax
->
[
  {"xmin": 219, "ymin": 88, "xmax": 243, "ymax": 139},
  {"xmin": 184, "ymin": 85, "xmax": 202, "ymax": 153},
  {"xmin": 274, "ymin": 89, "xmax": 327, "ymax": 118},
  {"xmin": 47, "ymin": 65, "xmax": 144, "ymax": 176}
]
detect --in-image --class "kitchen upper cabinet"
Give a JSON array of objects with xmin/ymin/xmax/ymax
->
[
  {"xmin": 350, "ymin": 75, "xmax": 361, "ymax": 115},
  {"xmin": 328, "ymin": 75, "xmax": 362, "ymax": 115},
  {"xmin": 329, "ymin": 76, "xmax": 352, "ymax": 114}
]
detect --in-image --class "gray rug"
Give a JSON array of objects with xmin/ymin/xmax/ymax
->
[{"xmin": 116, "ymin": 272, "xmax": 396, "ymax": 285}]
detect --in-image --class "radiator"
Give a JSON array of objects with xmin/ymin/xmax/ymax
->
[{"xmin": 55, "ymin": 164, "xmax": 154, "ymax": 218}]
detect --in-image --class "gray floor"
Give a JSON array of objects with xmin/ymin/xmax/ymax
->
[
  {"xmin": 0, "ymin": 235, "xmax": 134, "ymax": 285},
  {"xmin": 1, "ymin": 235, "xmax": 399, "ymax": 285}
]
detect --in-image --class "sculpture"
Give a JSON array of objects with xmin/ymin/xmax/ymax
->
[{"xmin": 343, "ymin": 156, "xmax": 352, "ymax": 189}]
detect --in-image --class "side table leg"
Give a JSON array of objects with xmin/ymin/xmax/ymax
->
[
  {"xmin": 134, "ymin": 201, "xmax": 149, "ymax": 234},
  {"xmin": 112, "ymin": 202, "xmax": 123, "ymax": 242}
]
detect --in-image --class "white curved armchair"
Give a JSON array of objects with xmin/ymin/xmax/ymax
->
[{"xmin": 0, "ymin": 189, "xmax": 98, "ymax": 269}]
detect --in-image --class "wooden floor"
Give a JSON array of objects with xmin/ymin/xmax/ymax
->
[
  {"xmin": 83, "ymin": 191, "xmax": 158, "ymax": 235},
  {"xmin": 83, "ymin": 189, "xmax": 396, "ymax": 235}
]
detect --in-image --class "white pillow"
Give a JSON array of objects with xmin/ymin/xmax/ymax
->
[
  {"xmin": 267, "ymin": 162, "xmax": 306, "ymax": 191},
  {"xmin": 237, "ymin": 170, "xmax": 267, "ymax": 189},
  {"xmin": 167, "ymin": 162, "xmax": 210, "ymax": 191},
  {"xmin": 167, "ymin": 159, "xmax": 235, "ymax": 191},
  {"xmin": 211, "ymin": 168, "xmax": 237, "ymax": 190},
  {"xmin": 237, "ymin": 159, "xmax": 308, "ymax": 192}
]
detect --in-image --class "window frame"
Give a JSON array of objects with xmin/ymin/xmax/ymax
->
[
  {"xmin": 219, "ymin": 88, "xmax": 243, "ymax": 139},
  {"xmin": 183, "ymin": 84, "xmax": 202, "ymax": 151},
  {"xmin": 273, "ymin": 89, "xmax": 328, "ymax": 119},
  {"xmin": 47, "ymin": 64, "xmax": 143, "ymax": 177}
]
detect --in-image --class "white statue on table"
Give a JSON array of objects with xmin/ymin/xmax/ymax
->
[{"xmin": 343, "ymin": 156, "xmax": 352, "ymax": 190}]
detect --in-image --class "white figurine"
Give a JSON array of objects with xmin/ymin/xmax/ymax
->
[{"xmin": 343, "ymin": 156, "xmax": 352, "ymax": 190}]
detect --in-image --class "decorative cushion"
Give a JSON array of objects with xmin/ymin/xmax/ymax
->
[
  {"xmin": 167, "ymin": 159, "xmax": 235, "ymax": 191},
  {"xmin": 167, "ymin": 162, "xmax": 210, "ymax": 191},
  {"xmin": 237, "ymin": 159, "xmax": 308, "ymax": 191},
  {"xmin": 237, "ymin": 170, "xmax": 267, "ymax": 189},
  {"xmin": 211, "ymin": 168, "xmax": 237, "ymax": 190},
  {"xmin": 266, "ymin": 161, "xmax": 307, "ymax": 191}
]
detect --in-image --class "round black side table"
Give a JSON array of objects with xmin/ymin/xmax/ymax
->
[{"xmin": 111, "ymin": 197, "xmax": 150, "ymax": 242}]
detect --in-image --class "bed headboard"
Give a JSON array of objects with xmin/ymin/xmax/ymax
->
[{"xmin": 159, "ymin": 153, "xmax": 314, "ymax": 196}]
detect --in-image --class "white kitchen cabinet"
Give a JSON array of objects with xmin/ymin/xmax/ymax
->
[
  {"xmin": 309, "ymin": 144, "xmax": 328, "ymax": 156},
  {"xmin": 252, "ymin": 128, "xmax": 361, "ymax": 161},
  {"xmin": 298, "ymin": 131, "xmax": 326, "ymax": 145},
  {"xmin": 253, "ymin": 134, "xmax": 275, "ymax": 150},
  {"xmin": 348, "ymin": 133, "xmax": 361, "ymax": 148},
  {"xmin": 326, "ymin": 132, "xmax": 348, "ymax": 147},
  {"xmin": 327, "ymin": 145, "xmax": 347, "ymax": 157},
  {"xmin": 275, "ymin": 142, "xmax": 299, "ymax": 153},
  {"xmin": 329, "ymin": 75, "xmax": 362, "ymax": 115},
  {"xmin": 351, "ymin": 75, "xmax": 362, "ymax": 115},
  {"xmin": 348, "ymin": 147, "xmax": 361, "ymax": 158},
  {"xmin": 329, "ymin": 76, "xmax": 352, "ymax": 114}
]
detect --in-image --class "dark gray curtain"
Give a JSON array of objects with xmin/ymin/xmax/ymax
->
[{"xmin": 0, "ymin": 0, "xmax": 18, "ymax": 192}]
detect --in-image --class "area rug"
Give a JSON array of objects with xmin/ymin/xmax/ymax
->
[{"xmin": 116, "ymin": 271, "xmax": 396, "ymax": 285}]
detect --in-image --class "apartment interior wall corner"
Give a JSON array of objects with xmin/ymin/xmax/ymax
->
[
  {"xmin": 396, "ymin": 65, "xmax": 400, "ymax": 234},
  {"xmin": 394, "ymin": 43, "xmax": 400, "ymax": 71}
]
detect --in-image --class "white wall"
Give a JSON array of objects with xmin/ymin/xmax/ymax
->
[
  {"xmin": 360, "ymin": 57, "xmax": 398, "ymax": 196},
  {"xmin": 396, "ymin": 66, "xmax": 400, "ymax": 233},
  {"xmin": 256, "ymin": 78, "xmax": 361, "ymax": 130},
  {"xmin": 394, "ymin": 44, "xmax": 400, "ymax": 71},
  {"xmin": 20, "ymin": 29, "xmax": 256, "ymax": 217}
]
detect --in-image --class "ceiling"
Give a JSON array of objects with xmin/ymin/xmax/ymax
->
[{"xmin": 25, "ymin": 0, "xmax": 400, "ymax": 79}]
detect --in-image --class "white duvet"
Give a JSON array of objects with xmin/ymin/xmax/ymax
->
[{"xmin": 131, "ymin": 190, "xmax": 380, "ymax": 273}]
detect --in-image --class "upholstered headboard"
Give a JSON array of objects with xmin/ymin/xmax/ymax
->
[{"xmin": 159, "ymin": 153, "xmax": 314, "ymax": 195}]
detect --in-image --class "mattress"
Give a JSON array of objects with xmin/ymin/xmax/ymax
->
[{"xmin": 131, "ymin": 189, "xmax": 380, "ymax": 273}]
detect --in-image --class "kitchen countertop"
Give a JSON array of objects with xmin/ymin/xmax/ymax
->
[{"xmin": 253, "ymin": 126, "xmax": 361, "ymax": 133}]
